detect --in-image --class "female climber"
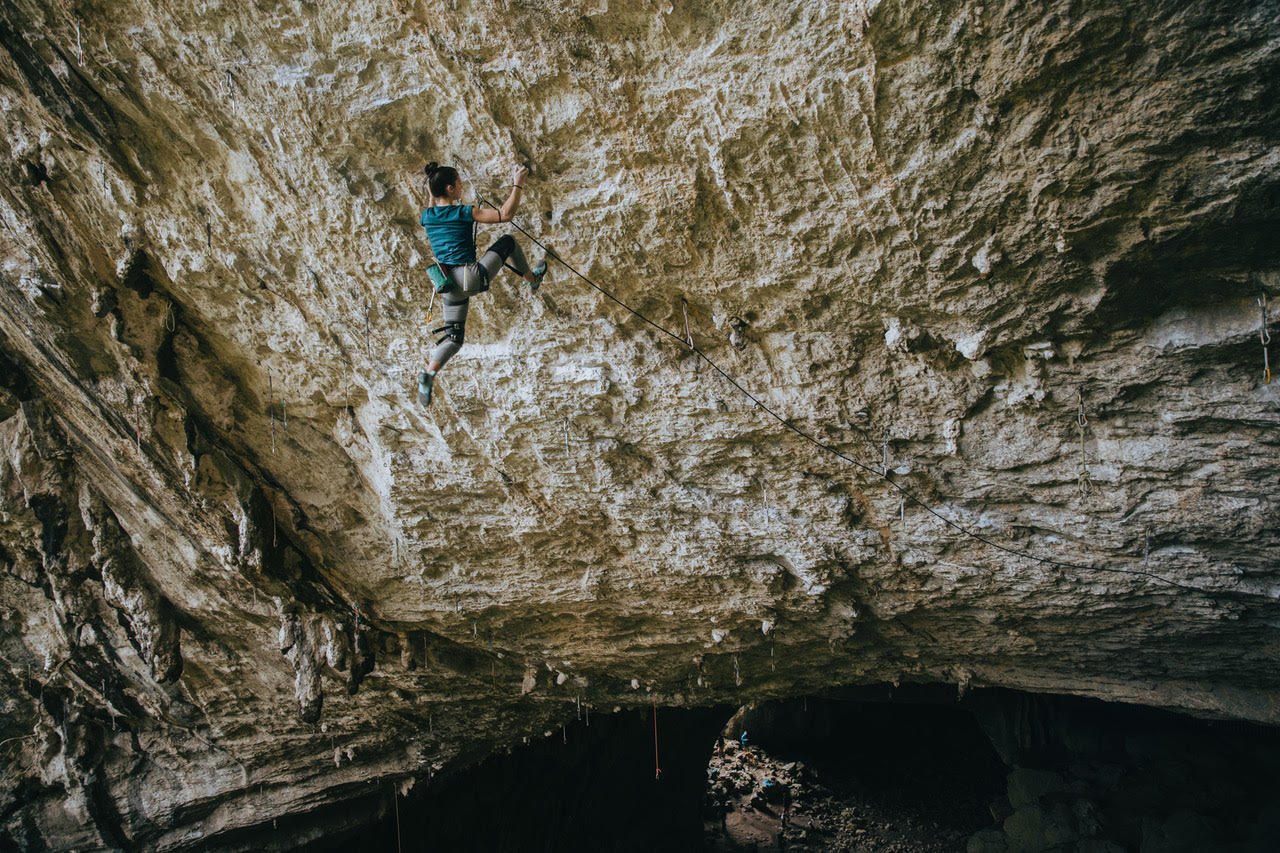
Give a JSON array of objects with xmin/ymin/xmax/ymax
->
[{"xmin": 416, "ymin": 161, "xmax": 547, "ymax": 407}]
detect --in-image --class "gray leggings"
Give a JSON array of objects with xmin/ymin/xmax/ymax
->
[{"xmin": 430, "ymin": 235, "xmax": 530, "ymax": 367}]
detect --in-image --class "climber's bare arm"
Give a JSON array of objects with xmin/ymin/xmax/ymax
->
[{"xmin": 472, "ymin": 165, "xmax": 529, "ymax": 223}]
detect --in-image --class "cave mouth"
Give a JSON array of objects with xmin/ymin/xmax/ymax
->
[
  {"xmin": 705, "ymin": 688, "xmax": 1008, "ymax": 851},
  {"xmin": 284, "ymin": 685, "xmax": 1280, "ymax": 853},
  {"xmin": 706, "ymin": 685, "xmax": 1280, "ymax": 852}
]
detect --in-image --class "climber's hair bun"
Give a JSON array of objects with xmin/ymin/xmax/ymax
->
[{"xmin": 424, "ymin": 162, "xmax": 459, "ymax": 198}]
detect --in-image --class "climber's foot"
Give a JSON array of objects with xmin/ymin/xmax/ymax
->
[
  {"xmin": 417, "ymin": 370, "xmax": 434, "ymax": 407},
  {"xmin": 529, "ymin": 261, "xmax": 547, "ymax": 293}
]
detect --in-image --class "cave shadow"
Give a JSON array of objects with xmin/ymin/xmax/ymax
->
[{"xmin": 334, "ymin": 704, "xmax": 734, "ymax": 853}]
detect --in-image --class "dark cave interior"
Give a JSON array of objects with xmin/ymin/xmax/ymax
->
[{"xmin": 280, "ymin": 685, "xmax": 1280, "ymax": 852}]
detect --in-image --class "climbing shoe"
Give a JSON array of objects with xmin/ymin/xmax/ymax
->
[
  {"xmin": 417, "ymin": 370, "xmax": 434, "ymax": 407},
  {"xmin": 529, "ymin": 261, "xmax": 547, "ymax": 293}
]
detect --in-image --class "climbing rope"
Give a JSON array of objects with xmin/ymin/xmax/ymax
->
[
  {"xmin": 652, "ymin": 694, "xmax": 662, "ymax": 781},
  {"xmin": 477, "ymin": 199, "xmax": 1228, "ymax": 595},
  {"xmin": 1260, "ymin": 292, "xmax": 1271, "ymax": 385},
  {"xmin": 364, "ymin": 301, "xmax": 372, "ymax": 360},
  {"xmin": 393, "ymin": 784, "xmax": 402, "ymax": 853}
]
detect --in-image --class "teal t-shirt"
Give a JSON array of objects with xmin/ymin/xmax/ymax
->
[{"xmin": 420, "ymin": 205, "xmax": 476, "ymax": 265}]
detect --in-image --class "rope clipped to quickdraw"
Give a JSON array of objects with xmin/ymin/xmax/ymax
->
[
  {"xmin": 1076, "ymin": 391, "xmax": 1092, "ymax": 498},
  {"xmin": 652, "ymin": 694, "xmax": 662, "ymax": 781},
  {"xmin": 1260, "ymin": 292, "xmax": 1272, "ymax": 385},
  {"xmin": 164, "ymin": 301, "xmax": 176, "ymax": 332}
]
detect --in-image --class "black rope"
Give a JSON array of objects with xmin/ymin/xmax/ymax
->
[{"xmin": 478, "ymin": 198, "xmax": 1242, "ymax": 598}]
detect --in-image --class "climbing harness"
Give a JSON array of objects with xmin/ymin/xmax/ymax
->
[
  {"xmin": 1260, "ymin": 292, "xmax": 1271, "ymax": 385},
  {"xmin": 476, "ymin": 197, "xmax": 1219, "ymax": 595},
  {"xmin": 1077, "ymin": 391, "xmax": 1091, "ymax": 498}
]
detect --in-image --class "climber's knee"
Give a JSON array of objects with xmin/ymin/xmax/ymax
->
[{"xmin": 490, "ymin": 234, "xmax": 516, "ymax": 261}]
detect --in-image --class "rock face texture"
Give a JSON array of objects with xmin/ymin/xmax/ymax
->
[{"xmin": 1, "ymin": 0, "xmax": 1277, "ymax": 848}]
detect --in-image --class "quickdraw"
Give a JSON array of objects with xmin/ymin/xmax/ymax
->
[
  {"xmin": 1077, "ymin": 391, "xmax": 1092, "ymax": 498},
  {"xmin": 681, "ymin": 297, "xmax": 693, "ymax": 349},
  {"xmin": 1260, "ymin": 292, "xmax": 1271, "ymax": 385},
  {"xmin": 268, "ymin": 370, "xmax": 276, "ymax": 453}
]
